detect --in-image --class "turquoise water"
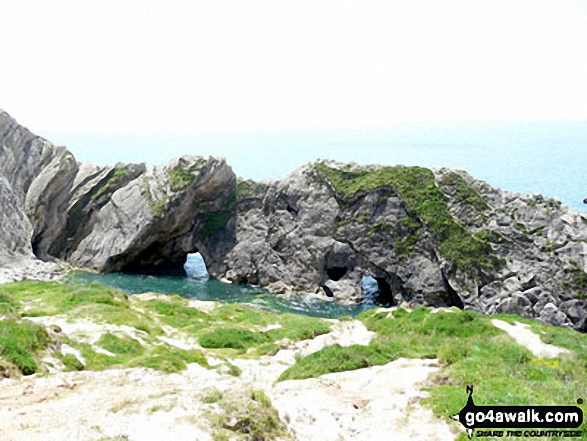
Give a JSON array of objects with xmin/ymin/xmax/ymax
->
[{"xmin": 66, "ymin": 270, "xmax": 374, "ymax": 319}]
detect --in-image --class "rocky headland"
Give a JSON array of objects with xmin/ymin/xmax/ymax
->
[{"xmin": 1, "ymin": 109, "xmax": 586, "ymax": 331}]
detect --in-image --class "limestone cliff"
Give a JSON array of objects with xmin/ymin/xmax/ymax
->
[
  {"xmin": 0, "ymin": 110, "xmax": 236, "ymax": 278},
  {"xmin": 224, "ymin": 162, "xmax": 586, "ymax": 332},
  {"xmin": 0, "ymin": 110, "xmax": 585, "ymax": 331}
]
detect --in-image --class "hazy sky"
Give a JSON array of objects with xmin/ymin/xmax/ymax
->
[{"xmin": 1, "ymin": 0, "xmax": 587, "ymax": 135}]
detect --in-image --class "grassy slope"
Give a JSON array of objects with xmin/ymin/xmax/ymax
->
[
  {"xmin": 1, "ymin": 280, "xmax": 585, "ymax": 440},
  {"xmin": 279, "ymin": 307, "xmax": 587, "ymax": 440},
  {"xmin": 0, "ymin": 280, "xmax": 331, "ymax": 375}
]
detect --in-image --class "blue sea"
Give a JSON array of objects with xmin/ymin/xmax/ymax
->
[{"xmin": 42, "ymin": 120, "xmax": 587, "ymax": 212}]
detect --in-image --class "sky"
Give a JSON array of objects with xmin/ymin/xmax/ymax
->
[
  {"xmin": 1, "ymin": 0, "xmax": 586, "ymax": 134},
  {"xmin": 0, "ymin": 0, "xmax": 586, "ymax": 208}
]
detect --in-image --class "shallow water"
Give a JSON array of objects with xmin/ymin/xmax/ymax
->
[{"xmin": 66, "ymin": 270, "xmax": 375, "ymax": 319}]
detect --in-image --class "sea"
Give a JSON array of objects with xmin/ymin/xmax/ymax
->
[{"xmin": 53, "ymin": 120, "xmax": 586, "ymax": 316}]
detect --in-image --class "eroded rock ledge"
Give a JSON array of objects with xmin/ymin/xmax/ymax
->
[{"xmin": 1, "ymin": 110, "xmax": 586, "ymax": 331}]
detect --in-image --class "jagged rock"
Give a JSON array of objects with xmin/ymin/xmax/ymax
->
[
  {"xmin": 67, "ymin": 155, "xmax": 236, "ymax": 275},
  {"xmin": 265, "ymin": 281, "xmax": 292, "ymax": 294},
  {"xmin": 0, "ymin": 175, "xmax": 32, "ymax": 264},
  {"xmin": 559, "ymin": 299, "xmax": 586, "ymax": 329},
  {"xmin": 495, "ymin": 292, "xmax": 533, "ymax": 317},
  {"xmin": 539, "ymin": 303, "xmax": 572, "ymax": 328},
  {"xmin": 1, "ymin": 110, "xmax": 587, "ymax": 332}
]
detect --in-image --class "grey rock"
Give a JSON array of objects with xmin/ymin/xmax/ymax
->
[
  {"xmin": 495, "ymin": 292, "xmax": 533, "ymax": 317},
  {"xmin": 1, "ymin": 111, "xmax": 587, "ymax": 332},
  {"xmin": 539, "ymin": 303, "xmax": 572, "ymax": 328},
  {"xmin": 559, "ymin": 299, "xmax": 586, "ymax": 328},
  {"xmin": 0, "ymin": 176, "xmax": 33, "ymax": 264}
]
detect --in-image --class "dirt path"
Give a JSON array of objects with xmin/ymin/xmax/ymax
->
[
  {"xmin": 491, "ymin": 319, "xmax": 571, "ymax": 358},
  {"xmin": 0, "ymin": 320, "xmax": 458, "ymax": 441}
]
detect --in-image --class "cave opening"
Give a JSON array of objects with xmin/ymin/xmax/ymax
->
[
  {"xmin": 184, "ymin": 252, "xmax": 210, "ymax": 281},
  {"xmin": 362, "ymin": 275, "xmax": 395, "ymax": 306},
  {"xmin": 326, "ymin": 266, "xmax": 348, "ymax": 281},
  {"xmin": 375, "ymin": 277, "xmax": 394, "ymax": 306},
  {"xmin": 442, "ymin": 275, "xmax": 464, "ymax": 309}
]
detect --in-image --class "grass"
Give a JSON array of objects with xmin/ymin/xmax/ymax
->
[
  {"xmin": 55, "ymin": 351, "xmax": 84, "ymax": 371},
  {"xmin": 277, "ymin": 344, "xmax": 388, "ymax": 381},
  {"xmin": 63, "ymin": 335, "xmax": 210, "ymax": 374},
  {"xmin": 0, "ymin": 319, "xmax": 50, "ymax": 375},
  {"xmin": 97, "ymin": 333, "xmax": 143, "ymax": 355},
  {"xmin": 0, "ymin": 292, "xmax": 17, "ymax": 314},
  {"xmin": 206, "ymin": 388, "xmax": 293, "ymax": 441},
  {"xmin": 200, "ymin": 327, "xmax": 269, "ymax": 350},
  {"xmin": 0, "ymin": 280, "xmax": 331, "ymax": 375},
  {"xmin": 0, "ymin": 280, "xmax": 129, "ymax": 315},
  {"xmin": 0, "ymin": 279, "xmax": 585, "ymax": 440},
  {"xmin": 312, "ymin": 162, "xmax": 501, "ymax": 279},
  {"xmin": 193, "ymin": 304, "xmax": 332, "ymax": 356},
  {"xmin": 277, "ymin": 306, "xmax": 587, "ymax": 439},
  {"xmin": 140, "ymin": 298, "xmax": 209, "ymax": 328}
]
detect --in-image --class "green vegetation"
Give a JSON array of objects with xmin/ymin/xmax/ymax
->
[
  {"xmin": 200, "ymin": 210, "xmax": 233, "ymax": 236},
  {"xmin": 0, "ymin": 280, "xmax": 331, "ymax": 376},
  {"xmin": 136, "ymin": 345, "xmax": 209, "ymax": 373},
  {"xmin": 140, "ymin": 175, "xmax": 165, "ymax": 217},
  {"xmin": 200, "ymin": 327, "xmax": 269, "ymax": 350},
  {"xmin": 1, "ymin": 278, "xmax": 586, "ymax": 439},
  {"xmin": 236, "ymin": 180, "xmax": 269, "ymax": 200},
  {"xmin": 59, "ymin": 152, "xmax": 69, "ymax": 167},
  {"xmin": 439, "ymin": 171, "xmax": 489, "ymax": 211},
  {"xmin": 167, "ymin": 157, "xmax": 206, "ymax": 192},
  {"xmin": 278, "ymin": 344, "xmax": 388, "ymax": 381},
  {"xmin": 393, "ymin": 214, "xmax": 422, "ymax": 257},
  {"xmin": 313, "ymin": 162, "xmax": 500, "ymax": 278},
  {"xmin": 278, "ymin": 306, "xmax": 586, "ymax": 440},
  {"xmin": 142, "ymin": 298, "xmax": 209, "ymax": 328},
  {"xmin": 560, "ymin": 263, "xmax": 587, "ymax": 298},
  {"xmin": 97, "ymin": 333, "xmax": 143, "ymax": 356},
  {"xmin": 55, "ymin": 352, "xmax": 85, "ymax": 371},
  {"xmin": 0, "ymin": 319, "xmax": 50, "ymax": 375},
  {"xmin": 541, "ymin": 239, "xmax": 568, "ymax": 252},
  {"xmin": 195, "ymin": 304, "xmax": 331, "ymax": 356},
  {"xmin": 207, "ymin": 388, "xmax": 293, "ymax": 441},
  {"xmin": 0, "ymin": 292, "xmax": 17, "ymax": 314},
  {"xmin": 1, "ymin": 280, "xmax": 158, "ymax": 334},
  {"xmin": 91, "ymin": 164, "xmax": 129, "ymax": 202}
]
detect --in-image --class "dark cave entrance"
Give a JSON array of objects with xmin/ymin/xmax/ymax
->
[
  {"xmin": 362, "ymin": 275, "xmax": 395, "ymax": 306},
  {"xmin": 442, "ymin": 275, "xmax": 464, "ymax": 309},
  {"xmin": 326, "ymin": 266, "xmax": 348, "ymax": 281},
  {"xmin": 112, "ymin": 242, "xmax": 211, "ymax": 279}
]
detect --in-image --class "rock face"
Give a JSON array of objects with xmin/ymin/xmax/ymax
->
[
  {"xmin": 225, "ymin": 162, "xmax": 587, "ymax": 332},
  {"xmin": 0, "ymin": 110, "xmax": 236, "ymax": 278},
  {"xmin": 1, "ymin": 110, "xmax": 586, "ymax": 332}
]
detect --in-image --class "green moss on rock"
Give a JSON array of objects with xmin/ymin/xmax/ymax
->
[
  {"xmin": 313, "ymin": 162, "xmax": 500, "ymax": 278},
  {"xmin": 200, "ymin": 210, "xmax": 233, "ymax": 236},
  {"xmin": 438, "ymin": 171, "xmax": 489, "ymax": 211},
  {"xmin": 90, "ymin": 164, "xmax": 129, "ymax": 202},
  {"xmin": 236, "ymin": 180, "xmax": 268, "ymax": 200},
  {"xmin": 167, "ymin": 157, "xmax": 206, "ymax": 192}
]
